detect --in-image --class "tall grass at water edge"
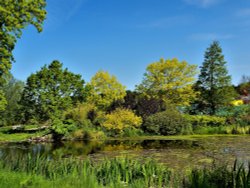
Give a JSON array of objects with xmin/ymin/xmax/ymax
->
[
  {"xmin": 0, "ymin": 154, "xmax": 250, "ymax": 187},
  {"xmin": 184, "ymin": 160, "xmax": 250, "ymax": 188},
  {"xmin": 0, "ymin": 154, "xmax": 173, "ymax": 188}
]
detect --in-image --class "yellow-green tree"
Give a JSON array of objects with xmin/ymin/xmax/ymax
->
[
  {"xmin": 137, "ymin": 58, "xmax": 198, "ymax": 106},
  {"xmin": 87, "ymin": 71, "xmax": 126, "ymax": 109},
  {"xmin": 101, "ymin": 108, "xmax": 142, "ymax": 134}
]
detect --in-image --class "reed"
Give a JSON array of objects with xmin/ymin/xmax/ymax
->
[
  {"xmin": 0, "ymin": 154, "xmax": 249, "ymax": 188},
  {"xmin": 0, "ymin": 154, "xmax": 172, "ymax": 188},
  {"xmin": 183, "ymin": 160, "xmax": 250, "ymax": 188}
]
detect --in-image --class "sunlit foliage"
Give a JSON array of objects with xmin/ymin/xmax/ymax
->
[
  {"xmin": 137, "ymin": 58, "xmax": 198, "ymax": 106},
  {"xmin": 0, "ymin": 0, "xmax": 46, "ymax": 83},
  {"xmin": 101, "ymin": 108, "xmax": 142, "ymax": 134},
  {"xmin": 87, "ymin": 71, "xmax": 126, "ymax": 110}
]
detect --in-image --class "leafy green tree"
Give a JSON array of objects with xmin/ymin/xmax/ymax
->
[
  {"xmin": 87, "ymin": 71, "xmax": 126, "ymax": 110},
  {"xmin": 0, "ymin": 0, "xmax": 46, "ymax": 110},
  {"xmin": 0, "ymin": 90, "xmax": 7, "ymax": 112},
  {"xmin": 196, "ymin": 41, "xmax": 236, "ymax": 115},
  {"xmin": 0, "ymin": 0, "xmax": 46, "ymax": 83},
  {"xmin": 0, "ymin": 74, "xmax": 24, "ymax": 125},
  {"xmin": 136, "ymin": 58, "xmax": 198, "ymax": 106},
  {"xmin": 20, "ymin": 60, "xmax": 86, "ymax": 122}
]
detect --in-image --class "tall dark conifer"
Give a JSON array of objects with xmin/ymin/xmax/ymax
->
[{"xmin": 196, "ymin": 41, "xmax": 236, "ymax": 115}]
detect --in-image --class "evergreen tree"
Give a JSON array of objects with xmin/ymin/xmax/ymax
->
[{"xmin": 195, "ymin": 41, "xmax": 236, "ymax": 115}]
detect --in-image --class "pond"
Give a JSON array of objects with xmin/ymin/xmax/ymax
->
[{"xmin": 0, "ymin": 136, "xmax": 250, "ymax": 170}]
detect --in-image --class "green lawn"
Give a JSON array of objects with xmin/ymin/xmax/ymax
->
[{"xmin": 0, "ymin": 131, "xmax": 48, "ymax": 142}]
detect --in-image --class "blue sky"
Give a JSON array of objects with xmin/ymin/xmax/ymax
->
[{"xmin": 12, "ymin": 0, "xmax": 250, "ymax": 90}]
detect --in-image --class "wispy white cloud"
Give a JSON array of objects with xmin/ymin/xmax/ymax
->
[
  {"xmin": 45, "ymin": 0, "xmax": 88, "ymax": 29},
  {"xmin": 189, "ymin": 33, "xmax": 234, "ymax": 41},
  {"xmin": 236, "ymin": 8, "xmax": 250, "ymax": 17},
  {"xmin": 233, "ymin": 8, "xmax": 250, "ymax": 30},
  {"xmin": 66, "ymin": 0, "xmax": 87, "ymax": 21},
  {"xmin": 137, "ymin": 15, "xmax": 194, "ymax": 29},
  {"xmin": 183, "ymin": 0, "xmax": 223, "ymax": 8}
]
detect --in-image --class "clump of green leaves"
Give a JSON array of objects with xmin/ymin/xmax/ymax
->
[
  {"xmin": 216, "ymin": 105, "xmax": 250, "ymax": 126},
  {"xmin": 183, "ymin": 114, "xmax": 226, "ymax": 127},
  {"xmin": 64, "ymin": 103, "xmax": 96, "ymax": 127},
  {"xmin": 143, "ymin": 108, "xmax": 188, "ymax": 135},
  {"xmin": 0, "ymin": 0, "xmax": 46, "ymax": 83},
  {"xmin": 51, "ymin": 118, "xmax": 77, "ymax": 140},
  {"xmin": 0, "ymin": 90, "xmax": 7, "ymax": 112},
  {"xmin": 0, "ymin": 74, "xmax": 24, "ymax": 126},
  {"xmin": 101, "ymin": 108, "xmax": 142, "ymax": 136}
]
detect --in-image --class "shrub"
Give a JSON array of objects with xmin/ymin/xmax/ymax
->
[
  {"xmin": 216, "ymin": 105, "xmax": 250, "ymax": 125},
  {"xmin": 83, "ymin": 129, "xmax": 106, "ymax": 140},
  {"xmin": 64, "ymin": 103, "xmax": 96, "ymax": 127},
  {"xmin": 183, "ymin": 114, "xmax": 226, "ymax": 127},
  {"xmin": 101, "ymin": 108, "xmax": 142, "ymax": 136},
  {"xmin": 192, "ymin": 124, "xmax": 250, "ymax": 135},
  {"xmin": 71, "ymin": 129, "xmax": 85, "ymax": 140},
  {"xmin": 143, "ymin": 109, "xmax": 188, "ymax": 135},
  {"xmin": 122, "ymin": 127, "xmax": 144, "ymax": 137},
  {"xmin": 193, "ymin": 126, "xmax": 227, "ymax": 134},
  {"xmin": 51, "ymin": 118, "xmax": 77, "ymax": 140}
]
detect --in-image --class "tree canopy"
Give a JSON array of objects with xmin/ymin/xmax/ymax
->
[
  {"xmin": 0, "ymin": 0, "xmax": 46, "ymax": 83},
  {"xmin": 195, "ymin": 41, "xmax": 236, "ymax": 114},
  {"xmin": 87, "ymin": 70, "xmax": 126, "ymax": 110},
  {"xmin": 136, "ymin": 58, "xmax": 198, "ymax": 106},
  {"xmin": 0, "ymin": 90, "xmax": 7, "ymax": 112},
  {"xmin": 0, "ymin": 74, "xmax": 24, "ymax": 125},
  {"xmin": 20, "ymin": 60, "xmax": 86, "ymax": 122}
]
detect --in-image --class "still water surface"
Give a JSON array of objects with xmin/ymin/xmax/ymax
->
[{"xmin": 1, "ymin": 136, "xmax": 250, "ymax": 170}]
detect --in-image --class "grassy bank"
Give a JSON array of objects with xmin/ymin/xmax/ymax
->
[
  {"xmin": 0, "ymin": 131, "xmax": 248, "ymax": 143},
  {"xmin": 0, "ymin": 132, "xmax": 48, "ymax": 142},
  {"xmin": 0, "ymin": 123, "xmax": 250, "ymax": 143},
  {"xmin": 0, "ymin": 155, "xmax": 249, "ymax": 188},
  {"xmin": 107, "ymin": 134, "xmax": 247, "ymax": 141}
]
